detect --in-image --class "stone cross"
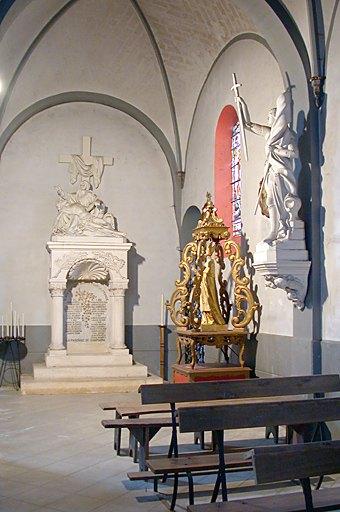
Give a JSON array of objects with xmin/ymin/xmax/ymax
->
[{"xmin": 59, "ymin": 135, "xmax": 113, "ymax": 170}]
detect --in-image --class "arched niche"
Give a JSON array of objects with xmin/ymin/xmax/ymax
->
[
  {"xmin": 181, "ymin": 206, "xmax": 201, "ymax": 248},
  {"xmin": 214, "ymin": 104, "xmax": 239, "ymax": 241}
]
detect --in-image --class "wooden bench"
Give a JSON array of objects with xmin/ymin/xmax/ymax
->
[
  {"xmin": 100, "ymin": 402, "xmax": 171, "ymax": 457},
  {"xmin": 140, "ymin": 374, "xmax": 340, "ymax": 456},
  {"xmin": 102, "ymin": 416, "xmax": 176, "ymax": 471},
  {"xmin": 101, "ymin": 375, "xmax": 339, "ymax": 464},
  {"xmin": 188, "ymin": 441, "xmax": 340, "ymax": 512},
  {"xmin": 140, "ymin": 374, "xmax": 340, "ymax": 405},
  {"xmin": 175, "ymin": 396, "xmax": 340, "ymax": 510}
]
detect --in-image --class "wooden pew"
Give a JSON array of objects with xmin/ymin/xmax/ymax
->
[
  {"xmin": 140, "ymin": 374, "xmax": 339, "ymax": 458},
  {"xmin": 175, "ymin": 396, "xmax": 340, "ymax": 510},
  {"xmin": 102, "ymin": 375, "xmax": 339, "ymax": 460},
  {"xmin": 100, "ymin": 402, "xmax": 170, "ymax": 457},
  {"xmin": 187, "ymin": 441, "xmax": 340, "ymax": 512},
  {"xmin": 140, "ymin": 374, "xmax": 340, "ymax": 405}
]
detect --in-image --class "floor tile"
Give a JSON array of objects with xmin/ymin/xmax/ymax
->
[
  {"xmin": 0, "ymin": 388, "xmax": 339, "ymax": 512},
  {"xmin": 47, "ymin": 493, "xmax": 111, "ymax": 512},
  {"xmin": 0, "ymin": 497, "xmax": 39, "ymax": 512}
]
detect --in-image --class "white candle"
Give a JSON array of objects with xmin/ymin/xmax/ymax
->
[
  {"xmin": 13, "ymin": 311, "xmax": 17, "ymax": 338},
  {"xmin": 21, "ymin": 313, "xmax": 25, "ymax": 338},
  {"xmin": 10, "ymin": 302, "xmax": 13, "ymax": 338},
  {"xmin": 1, "ymin": 316, "xmax": 3, "ymax": 338},
  {"xmin": 164, "ymin": 301, "xmax": 168, "ymax": 326},
  {"xmin": 5, "ymin": 315, "xmax": 9, "ymax": 337},
  {"xmin": 160, "ymin": 293, "xmax": 164, "ymax": 326}
]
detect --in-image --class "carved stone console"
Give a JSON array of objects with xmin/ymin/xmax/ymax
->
[{"xmin": 253, "ymin": 221, "xmax": 311, "ymax": 309}]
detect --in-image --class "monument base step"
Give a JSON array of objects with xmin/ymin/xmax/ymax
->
[
  {"xmin": 33, "ymin": 362, "xmax": 148, "ymax": 380},
  {"xmin": 45, "ymin": 352, "xmax": 133, "ymax": 367},
  {"xmin": 67, "ymin": 342, "xmax": 111, "ymax": 354},
  {"xmin": 21, "ymin": 373, "xmax": 163, "ymax": 395}
]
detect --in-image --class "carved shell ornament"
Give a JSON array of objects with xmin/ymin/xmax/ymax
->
[
  {"xmin": 52, "ymin": 252, "xmax": 125, "ymax": 279},
  {"xmin": 68, "ymin": 260, "xmax": 109, "ymax": 281}
]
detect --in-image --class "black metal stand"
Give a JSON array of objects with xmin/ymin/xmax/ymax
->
[{"xmin": 0, "ymin": 337, "xmax": 25, "ymax": 390}]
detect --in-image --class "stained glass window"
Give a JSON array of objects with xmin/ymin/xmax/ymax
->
[{"xmin": 231, "ymin": 122, "xmax": 242, "ymax": 236}]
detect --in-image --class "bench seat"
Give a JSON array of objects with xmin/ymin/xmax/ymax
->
[
  {"xmin": 188, "ymin": 487, "xmax": 340, "ymax": 511},
  {"xmin": 102, "ymin": 416, "xmax": 175, "ymax": 428},
  {"xmin": 147, "ymin": 451, "xmax": 252, "ymax": 474}
]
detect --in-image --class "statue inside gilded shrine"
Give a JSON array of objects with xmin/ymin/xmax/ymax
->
[
  {"xmin": 199, "ymin": 243, "xmax": 226, "ymax": 330},
  {"xmin": 167, "ymin": 193, "xmax": 259, "ymax": 368}
]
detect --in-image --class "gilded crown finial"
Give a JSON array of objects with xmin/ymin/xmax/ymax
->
[{"xmin": 193, "ymin": 192, "xmax": 230, "ymax": 241}]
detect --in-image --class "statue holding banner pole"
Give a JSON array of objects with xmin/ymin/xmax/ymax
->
[
  {"xmin": 231, "ymin": 76, "xmax": 311, "ymax": 309},
  {"xmin": 231, "ymin": 76, "xmax": 301, "ymax": 245}
]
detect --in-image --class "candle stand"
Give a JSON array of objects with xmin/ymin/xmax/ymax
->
[{"xmin": 0, "ymin": 337, "xmax": 26, "ymax": 390}]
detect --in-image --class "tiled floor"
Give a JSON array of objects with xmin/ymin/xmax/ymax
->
[{"xmin": 0, "ymin": 388, "xmax": 339, "ymax": 512}]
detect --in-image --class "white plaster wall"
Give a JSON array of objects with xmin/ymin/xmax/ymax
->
[
  {"xmin": 183, "ymin": 37, "xmax": 294, "ymax": 337},
  {"xmin": 282, "ymin": 0, "xmax": 312, "ymax": 65},
  {"xmin": 138, "ymin": 0, "xmax": 256, "ymax": 159},
  {"xmin": 321, "ymin": 4, "xmax": 340, "ymax": 344},
  {"xmin": 1, "ymin": 0, "xmax": 174, "ymax": 149},
  {"xmin": 0, "ymin": 0, "xmax": 68, "ymax": 95},
  {"xmin": 0, "ymin": 103, "xmax": 179, "ymax": 326}
]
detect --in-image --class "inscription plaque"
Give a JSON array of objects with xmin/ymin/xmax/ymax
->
[{"xmin": 65, "ymin": 282, "xmax": 108, "ymax": 343}]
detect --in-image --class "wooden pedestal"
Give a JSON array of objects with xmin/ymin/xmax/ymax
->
[{"xmin": 172, "ymin": 363, "xmax": 251, "ymax": 383}]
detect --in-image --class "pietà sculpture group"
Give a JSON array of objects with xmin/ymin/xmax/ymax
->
[
  {"xmin": 52, "ymin": 137, "xmax": 120, "ymax": 238},
  {"xmin": 231, "ymin": 74, "xmax": 310, "ymax": 309}
]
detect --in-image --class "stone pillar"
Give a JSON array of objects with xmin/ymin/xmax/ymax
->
[
  {"xmin": 109, "ymin": 287, "xmax": 126, "ymax": 349},
  {"xmin": 49, "ymin": 282, "xmax": 66, "ymax": 351}
]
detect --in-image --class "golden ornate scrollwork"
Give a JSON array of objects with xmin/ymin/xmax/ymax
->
[
  {"xmin": 167, "ymin": 242, "xmax": 197, "ymax": 328},
  {"xmin": 167, "ymin": 193, "xmax": 260, "ymax": 352},
  {"xmin": 224, "ymin": 239, "xmax": 259, "ymax": 329}
]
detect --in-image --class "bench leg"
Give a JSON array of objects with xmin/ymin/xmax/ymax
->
[
  {"xmin": 187, "ymin": 471, "xmax": 194, "ymax": 506},
  {"xmin": 170, "ymin": 474, "xmax": 179, "ymax": 511},
  {"xmin": 130, "ymin": 426, "xmax": 161, "ymax": 471},
  {"xmin": 300, "ymin": 477, "xmax": 314, "ymax": 512},
  {"xmin": 211, "ymin": 430, "xmax": 217, "ymax": 452},
  {"xmin": 315, "ymin": 475, "xmax": 324, "ymax": 490},
  {"xmin": 139, "ymin": 428, "xmax": 150, "ymax": 471},
  {"xmin": 216, "ymin": 430, "xmax": 228, "ymax": 502},
  {"xmin": 114, "ymin": 411, "xmax": 122, "ymax": 455},
  {"xmin": 211, "ymin": 473, "xmax": 220, "ymax": 503},
  {"xmin": 194, "ymin": 431, "xmax": 205, "ymax": 449},
  {"xmin": 132, "ymin": 437, "xmax": 138, "ymax": 463}
]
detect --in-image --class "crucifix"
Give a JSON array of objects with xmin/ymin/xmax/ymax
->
[{"xmin": 59, "ymin": 136, "xmax": 114, "ymax": 188}]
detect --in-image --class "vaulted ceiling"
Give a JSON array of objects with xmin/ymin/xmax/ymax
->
[{"xmin": 0, "ymin": 0, "xmax": 258, "ymax": 168}]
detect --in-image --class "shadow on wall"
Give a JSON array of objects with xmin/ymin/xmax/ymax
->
[
  {"xmin": 297, "ymin": 107, "xmax": 328, "ymax": 309},
  {"xmin": 180, "ymin": 205, "xmax": 201, "ymax": 248},
  {"xmin": 242, "ymin": 234, "xmax": 262, "ymax": 376},
  {"xmin": 125, "ymin": 243, "xmax": 145, "ymax": 346}
]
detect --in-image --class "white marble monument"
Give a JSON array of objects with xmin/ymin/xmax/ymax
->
[
  {"xmin": 22, "ymin": 137, "xmax": 158, "ymax": 394},
  {"xmin": 237, "ymin": 86, "xmax": 311, "ymax": 309}
]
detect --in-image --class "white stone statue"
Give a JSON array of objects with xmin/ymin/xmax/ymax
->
[
  {"xmin": 239, "ymin": 90, "xmax": 300, "ymax": 245},
  {"xmin": 52, "ymin": 181, "xmax": 118, "ymax": 237},
  {"xmin": 68, "ymin": 153, "xmax": 104, "ymax": 189},
  {"xmin": 52, "ymin": 136, "xmax": 120, "ymax": 238},
  {"xmin": 59, "ymin": 136, "xmax": 113, "ymax": 190}
]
